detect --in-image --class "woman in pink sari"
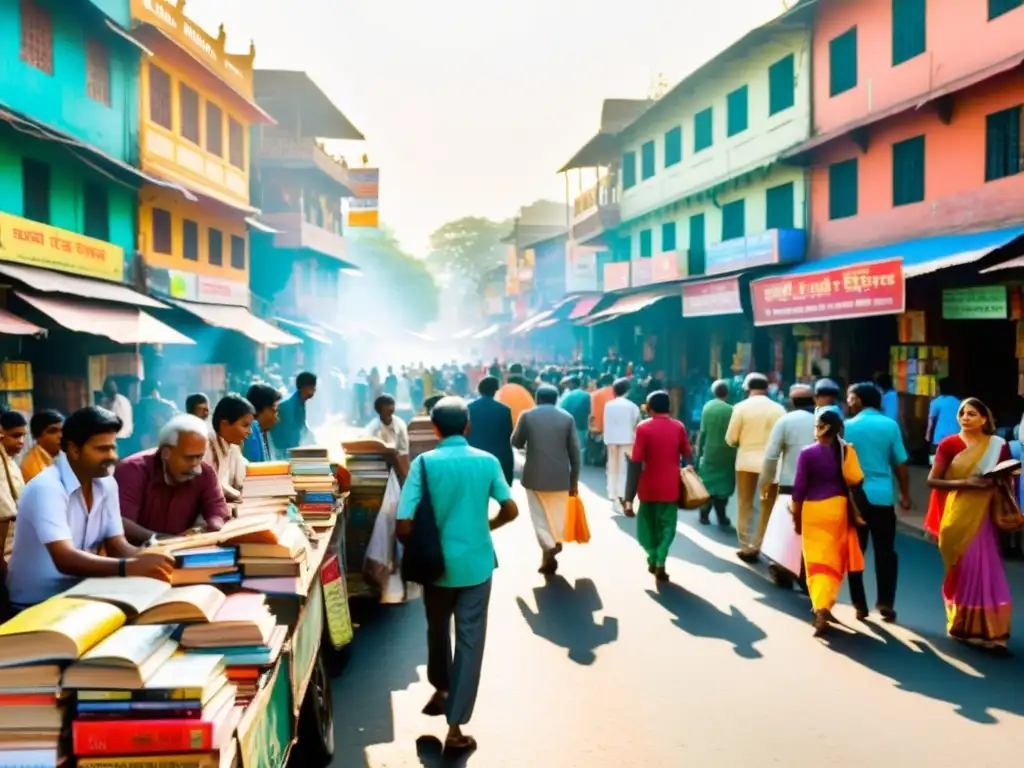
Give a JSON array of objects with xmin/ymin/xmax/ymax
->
[{"xmin": 925, "ymin": 397, "xmax": 1012, "ymax": 652}]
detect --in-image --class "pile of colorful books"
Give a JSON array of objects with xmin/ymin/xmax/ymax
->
[
  {"xmin": 172, "ymin": 545, "xmax": 240, "ymax": 586},
  {"xmin": 408, "ymin": 414, "xmax": 439, "ymax": 460},
  {"xmin": 0, "ymin": 597, "xmax": 126, "ymax": 768},
  {"xmin": 238, "ymin": 461, "xmax": 294, "ymax": 517},
  {"xmin": 289, "ymin": 447, "xmax": 337, "ymax": 527}
]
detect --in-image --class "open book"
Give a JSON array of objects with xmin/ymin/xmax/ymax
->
[
  {"xmin": 0, "ymin": 598, "xmax": 125, "ymax": 667},
  {"xmin": 983, "ymin": 459, "xmax": 1022, "ymax": 477},
  {"xmin": 62, "ymin": 625, "xmax": 178, "ymax": 690},
  {"xmin": 62, "ymin": 579, "xmax": 225, "ymax": 624}
]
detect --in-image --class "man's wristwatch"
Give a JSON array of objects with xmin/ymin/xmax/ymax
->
[{"xmin": 118, "ymin": 558, "xmax": 127, "ymax": 577}]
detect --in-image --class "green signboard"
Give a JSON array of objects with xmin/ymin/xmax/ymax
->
[{"xmin": 942, "ymin": 286, "xmax": 1007, "ymax": 320}]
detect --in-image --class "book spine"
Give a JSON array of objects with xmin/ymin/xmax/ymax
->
[
  {"xmin": 73, "ymin": 718, "xmax": 213, "ymax": 755},
  {"xmin": 77, "ymin": 754, "xmax": 218, "ymax": 768}
]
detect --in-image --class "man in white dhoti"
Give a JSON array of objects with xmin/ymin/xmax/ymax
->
[{"xmin": 512, "ymin": 384, "xmax": 581, "ymax": 574}]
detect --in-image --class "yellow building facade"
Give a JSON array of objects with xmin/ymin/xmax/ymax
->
[{"xmin": 130, "ymin": 0, "xmax": 273, "ymax": 299}]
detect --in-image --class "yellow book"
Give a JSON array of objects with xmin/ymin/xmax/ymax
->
[
  {"xmin": 0, "ymin": 597, "xmax": 125, "ymax": 665},
  {"xmin": 245, "ymin": 461, "xmax": 291, "ymax": 477},
  {"xmin": 77, "ymin": 752, "xmax": 227, "ymax": 768}
]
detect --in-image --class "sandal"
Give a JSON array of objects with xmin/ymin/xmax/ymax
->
[
  {"xmin": 812, "ymin": 611, "xmax": 829, "ymax": 637},
  {"xmin": 421, "ymin": 691, "xmax": 448, "ymax": 717},
  {"xmin": 444, "ymin": 734, "xmax": 478, "ymax": 755}
]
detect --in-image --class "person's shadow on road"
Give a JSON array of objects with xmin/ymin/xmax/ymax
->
[
  {"xmin": 516, "ymin": 575, "xmax": 619, "ymax": 665},
  {"xmin": 646, "ymin": 582, "xmax": 766, "ymax": 659}
]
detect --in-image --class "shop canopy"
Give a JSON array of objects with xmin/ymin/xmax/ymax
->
[
  {"xmin": 511, "ymin": 311, "xmax": 554, "ymax": 336},
  {"xmin": 0, "ymin": 309, "xmax": 45, "ymax": 337},
  {"xmin": 274, "ymin": 317, "xmax": 332, "ymax": 345},
  {"xmin": 473, "ymin": 324, "xmax": 500, "ymax": 340},
  {"xmin": 171, "ymin": 300, "xmax": 301, "ymax": 347},
  {"xmin": 0, "ymin": 264, "xmax": 166, "ymax": 308},
  {"xmin": 585, "ymin": 286, "xmax": 680, "ymax": 323},
  {"xmin": 568, "ymin": 295, "xmax": 602, "ymax": 320},
  {"xmin": 18, "ymin": 293, "xmax": 193, "ymax": 345}
]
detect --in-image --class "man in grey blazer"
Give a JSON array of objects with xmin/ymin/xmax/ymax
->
[{"xmin": 512, "ymin": 384, "xmax": 580, "ymax": 574}]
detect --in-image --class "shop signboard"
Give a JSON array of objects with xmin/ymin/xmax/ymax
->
[
  {"xmin": 942, "ymin": 285, "xmax": 1007, "ymax": 320},
  {"xmin": 565, "ymin": 243, "xmax": 599, "ymax": 293},
  {"xmin": 0, "ymin": 212, "xmax": 125, "ymax": 282},
  {"xmin": 651, "ymin": 250, "xmax": 684, "ymax": 283},
  {"xmin": 603, "ymin": 261, "xmax": 630, "ymax": 292},
  {"xmin": 682, "ymin": 276, "xmax": 743, "ymax": 318},
  {"xmin": 631, "ymin": 258, "xmax": 653, "ymax": 287},
  {"xmin": 705, "ymin": 228, "xmax": 805, "ymax": 276},
  {"xmin": 147, "ymin": 267, "xmax": 250, "ymax": 307},
  {"xmin": 751, "ymin": 257, "xmax": 905, "ymax": 327},
  {"xmin": 345, "ymin": 169, "xmax": 380, "ymax": 228}
]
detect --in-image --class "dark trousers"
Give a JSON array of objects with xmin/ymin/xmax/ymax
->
[
  {"xmin": 424, "ymin": 579, "xmax": 492, "ymax": 726},
  {"xmin": 847, "ymin": 503, "xmax": 898, "ymax": 609},
  {"xmin": 699, "ymin": 496, "xmax": 729, "ymax": 522}
]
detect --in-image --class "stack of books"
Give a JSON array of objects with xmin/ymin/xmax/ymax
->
[
  {"xmin": 0, "ymin": 598, "xmax": 126, "ymax": 768},
  {"xmin": 177, "ymin": 594, "xmax": 284, "ymax": 706},
  {"xmin": 289, "ymin": 447, "xmax": 337, "ymax": 527},
  {"xmin": 344, "ymin": 454, "xmax": 390, "ymax": 491},
  {"xmin": 237, "ymin": 523, "xmax": 311, "ymax": 594},
  {"xmin": 172, "ymin": 545, "xmax": 240, "ymax": 586},
  {"xmin": 237, "ymin": 461, "xmax": 294, "ymax": 517},
  {"xmin": 408, "ymin": 415, "xmax": 439, "ymax": 460},
  {"xmin": 67, "ymin": 649, "xmax": 240, "ymax": 766}
]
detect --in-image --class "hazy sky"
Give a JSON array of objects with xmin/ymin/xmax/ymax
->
[{"xmin": 188, "ymin": 0, "xmax": 784, "ymax": 254}]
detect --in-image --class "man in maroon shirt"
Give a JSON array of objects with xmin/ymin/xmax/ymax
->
[
  {"xmin": 115, "ymin": 414, "xmax": 230, "ymax": 544},
  {"xmin": 623, "ymin": 391, "xmax": 693, "ymax": 582}
]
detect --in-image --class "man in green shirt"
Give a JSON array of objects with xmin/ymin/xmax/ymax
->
[
  {"xmin": 396, "ymin": 397, "xmax": 519, "ymax": 756},
  {"xmin": 558, "ymin": 376, "xmax": 591, "ymax": 461},
  {"xmin": 696, "ymin": 379, "xmax": 736, "ymax": 527}
]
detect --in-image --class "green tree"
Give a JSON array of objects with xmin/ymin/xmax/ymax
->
[
  {"xmin": 344, "ymin": 226, "xmax": 438, "ymax": 330},
  {"xmin": 426, "ymin": 216, "xmax": 511, "ymax": 285}
]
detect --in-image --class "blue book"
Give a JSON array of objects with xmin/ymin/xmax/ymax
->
[
  {"xmin": 210, "ymin": 571, "xmax": 243, "ymax": 584},
  {"xmin": 175, "ymin": 546, "xmax": 237, "ymax": 569}
]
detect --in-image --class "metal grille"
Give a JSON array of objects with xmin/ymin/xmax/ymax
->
[
  {"xmin": 85, "ymin": 37, "xmax": 110, "ymax": 106},
  {"xmin": 149, "ymin": 63, "xmax": 172, "ymax": 130},
  {"xmin": 19, "ymin": 0, "xmax": 53, "ymax": 76}
]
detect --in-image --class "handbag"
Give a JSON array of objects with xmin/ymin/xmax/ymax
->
[
  {"xmin": 678, "ymin": 465, "xmax": 710, "ymax": 510},
  {"xmin": 563, "ymin": 495, "xmax": 591, "ymax": 544},
  {"xmin": 399, "ymin": 460, "xmax": 446, "ymax": 585},
  {"xmin": 991, "ymin": 476, "xmax": 1024, "ymax": 533}
]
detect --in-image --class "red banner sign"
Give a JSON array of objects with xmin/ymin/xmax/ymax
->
[
  {"xmin": 652, "ymin": 251, "xmax": 682, "ymax": 283},
  {"xmin": 603, "ymin": 262, "xmax": 630, "ymax": 292},
  {"xmin": 682, "ymin": 276, "xmax": 743, "ymax": 318},
  {"xmin": 751, "ymin": 258, "xmax": 905, "ymax": 326}
]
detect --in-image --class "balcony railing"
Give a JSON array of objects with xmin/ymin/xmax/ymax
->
[
  {"xmin": 257, "ymin": 131, "xmax": 354, "ymax": 191},
  {"xmin": 573, "ymin": 176, "xmax": 618, "ymax": 217}
]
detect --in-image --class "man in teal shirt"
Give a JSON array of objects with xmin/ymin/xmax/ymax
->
[
  {"xmin": 558, "ymin": 376, "xmax": 591, "ymax": 460},
  {"xmin": 395, "ymin": 397, "xmax": 518, "ymax": 756}
]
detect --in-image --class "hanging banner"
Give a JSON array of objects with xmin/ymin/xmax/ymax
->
[
  {"xmin": 751, "ymin": 258, "xmax": 904, "ymax": 326},
  {"xmin": 682, "ymin": 276, "xmax": 743, "ymax": 318},
  {"xmin": 603, "ymin": 262, "xmax": 630, "ymax": 292},
  {"xmin": 565, "ymin": 243, "xmax": 599, "ymax": 293},
  {"xmin": 0, "ymin": 212, "xmax": 125, "ymax": 282},
  {"xmin": 631, "ymin": 259, "xmax": 653, "ymax": 287},
  {"xmin": 345, "ymin": 169, "xmax": 380, "ymax": 228}
]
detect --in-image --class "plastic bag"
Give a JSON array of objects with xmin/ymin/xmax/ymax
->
[
  {"xmin": 364, "ymin": 471, "xmax": 401, "ymax": 589},
  {"xmin": 563, "ymin": 495, "xmax": 591, "ymax": 544},
  {"xmin": 761, "ymin": 493, "xmax": 802, "ymax": 575}
]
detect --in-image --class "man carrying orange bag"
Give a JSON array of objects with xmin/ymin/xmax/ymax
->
[{"xmin": 623, "ymin": 390, "xmax": 693, "ymax": 582}]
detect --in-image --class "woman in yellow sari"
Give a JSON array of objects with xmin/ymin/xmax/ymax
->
[
  {"xmin": 925, "ymin": 397, "xmax": 1013, "ymax": 652},
  {"xmin": 791, "ymin": 407, "xmax": 866, "ymax": 636}
]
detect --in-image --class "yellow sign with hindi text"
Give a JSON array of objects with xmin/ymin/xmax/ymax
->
[{"xmin": 0, "ymin": 212, "xmax": 125, "ymax": 282}]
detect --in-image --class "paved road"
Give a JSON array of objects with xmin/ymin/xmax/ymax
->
[{"xmin": 327, "ymin": 466, "xmax": 1024, "ymax": 767}]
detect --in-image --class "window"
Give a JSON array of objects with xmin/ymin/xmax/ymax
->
[
  {"xmin": 829, "ymin": 27, "xmax": 858, "ymax": 96},
  {"xmin": 19, "ymin": 1, "xmax": 53, "ymax": 75},
  {"xmin": 985, "ymin": 106, "xmax": 1022, "ymax": 182},
  {"xmin": 664, "ymin": 126, "xmax": 682, "ymax": 167},
  {"xmin": 694, "ymin": 108, "xmax": 713, "ymax": 153},
  {"xmin": 182, "ymin": 220, "xmax": 199, "ymax": 261},
  {"xmin": 641, "ymin": 140, "xmax": 656, "ymax": 180},
  {"xmin": 179, "ymin": 84, "xmax": 200, "ymax": 144},
  {"xmin": 892, "ymin": 135, "xmax": 926, "ymax": 205},
  {"xmin": 152, "ymin": 208, "xmax": 172, "ymax": 254},
  {"xmin": 892, "ymin": 0, "xmax": 926, "ymax": 66},
  {"xmin": 688, "ymin": 213, "xmax": 706, "ymax": 275},
  {"xmin": 765, "ymin": 182, "xmax": 795, "ymax": 230},
  {"xmin": 721, "ymin": 199, "xmax": 745, "ymax": 241},
  {"xmin": 230, "ymin": 234, "xmax": 246, "ymax": 269},
  {"xmin": 622, "ymin": 151, "xmax": 637, "ymax": 189},
  {"xmin": 21, "ymin": 158, "xmax": 50, "ymax": 224},
  {"xmin": 828, "ymin": 158, "xmax": 859, "ymax": 219},
  {"xmin": 639, "ymin": 229, "xmax": 653, "ymax": 258},
  {"xmin": 85, "ymin": 37, "xmax": 110, "ymax": 105},
  {"xmin": 989, "ymin": 0, "xmax": 1024, "ymax": 20},
  {"xmin": 83, "ymin": 183, "xmax": 109, "ymax": 241},
  {"xmin": 661, "ymin": 221, "xmax": 677, "ymax": 252},
  {"xmin": 149, "ymin": 64, "xmax": 172, "ymax": 130},
  {"xmin": 229, "ymin": 118, "xmax": 245, "ymax": 169},
  {"xmin": 208, "ymin": 228, "xmax": 223, "ymax": 266},
  {"xmin": 768, "ymin": 54, "xmax": 796, "ymax": 116},
  {"xmin": 727, "ymin": 86, "xmax": 749, "ymax": 137},
  {"xmin": 206, "ymin": 102, "xmax": 224, "ymax": 157}
]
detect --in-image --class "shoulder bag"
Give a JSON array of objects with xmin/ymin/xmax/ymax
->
[{"xmin": 400, "ymin": 459, "xmax": 446, "ymax": 585}]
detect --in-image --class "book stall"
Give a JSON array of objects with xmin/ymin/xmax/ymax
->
[
  {"xmin": 0, "ymin": 451, "xmax": 353, "ymax": 768},
  {"xmin": 337, "ymin": 439, "xmax": 392, "ymax": 599}
]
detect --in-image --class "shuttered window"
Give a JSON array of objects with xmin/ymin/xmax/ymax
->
[
  {"xmin": 149, "ymin": 64, "xmax": 172, "ymax": 130},
  {"xmin": 768, "ymin": 54, "xmax": 796, "ymax": 115},
  {"xmin": 152, "ymin": 208, "xmax": 172, "ymax": 254},
  {"xmin": 661, "ymin": 221, "xmax": 677, "ymax": 252},
  {"xmin": 180, "ymin": 83, "xmax": 200, "ymax": 144},
  {"xmin": 989, "ymin": 0, "xmax": 1024, "ymax": 20},
  {"xmin": 22, "ymin": 158, "xmax": 50, "ymax": 224},
  {"xmin": 83, "ymin": 183, "xmax": 109, "ymax": 241},
  {"xmin": 639, "ymin": 229, "xmax": 653, "ymax": 258},
  {"xmin": 985, "ymin": 106, "xmax": 1022, "ymax": 182},
  {"xmin": 664, "ymin": 126, "xmax": 682, "ymax": 167},
  {"xmin": 85, "ymin": 37, "xmax": 111, "ymax": 106},
  {"xmin": 622, "ymin": 151, "xmax": 637, "ymax": 189},
  {"xmin": 828, "ymin": 158, "xmax": 859, "ymax": 220},
  {"xmin": 206, "ymin": 102, "xmax": 224, "ymax": 157},
  {"xmin": 688, "ymin": 213, "xmax": 706, "ymax": 275},
  {"xmin": 641, "ymin": 140, "xmax": 656, "ymax": 180},
  {"xmin": 208, "ymin": 228, "xmax": 224, "ymax": 266},
  {"xmin": 829, "ymin": 27, "xmax": 858, "ymax": 96},
  {"xmin": 19, "ymin": 0, "xmax": 53, "ymax": 76},
  {"xmin": 892, "ymin": 0, "xmax": 926, "ymax": 66},
  {"xmin": 182, "ymin": 220, "xmax": 199, "ymax": 261},
  {"xmin": 230, "ymin": 235, "xmax": 246, "ymax": 270},
  {"xmin": 892, "ymin": 135, "xmax": 925, "ymax": 206},
  {"xmin": 229, "ymin": 118, "xmax": 245, "ymax": 169},
  {"xmin": 765, "ymin": 182, "xmax": 795, "ymax": 230},
  {"xmin": 727, "ymin": 86, "xmax": 749, "ymax": 137},
  {"xmin": 721, "ymin": 199, "xmax": 745, "ymax": 241},
  {"xmin": 694, "ymin": 108, "xmax": 713, "ymax": 153}
]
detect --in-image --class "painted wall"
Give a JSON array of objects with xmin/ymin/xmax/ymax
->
[
  {"xmin": 89, "ymin": 0, "xmax": 131, "ymax": 27},
  {"xmin": 0, "ymin": 124, "xmax": 135, "ymax": 263},
  {"xmin": 138, "ymin": 187, "xmax": 248, "ymax": 280},
  {"xmin": 0, "ymin": 0, "xmax": 138, "ymax": 161},
  {"xmin": 813, "ymin": 0, "xmax": 1024, "ymax": 135},
  {"xmin": 809, "ymin": 69, "xmax": 1024, "ymax": 257},
  {"xmin": 618, "ymin": 25, "xmax": 812, "ymax": 224}
]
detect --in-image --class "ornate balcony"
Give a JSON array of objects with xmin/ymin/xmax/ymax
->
[{"xmin": 572, "ymin": 176, "xmax": 620, "ymax": 245}]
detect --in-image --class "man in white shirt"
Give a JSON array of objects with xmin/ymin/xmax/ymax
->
[
  {"xmin": 100, "ymin": 376, "xmax": 134, "ymax": 452},
  {"xmin": 0, "ymin": 411, "xmax": 26, "ymax": 558},
  {"xmin": 603, "ymin": 378, "xmax": 641, "ymax": 513},
  {"xmin": 366, "ymin": 394, "xmax": 411, "ymax": 479},
  {"xmin": 5, "ymin": 406, "xmax": 173, "ymax": 611}
]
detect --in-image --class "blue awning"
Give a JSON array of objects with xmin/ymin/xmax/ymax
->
[{"xmin": 778, "ymin": 226, "xmax": 1024, "ymax": 280}]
